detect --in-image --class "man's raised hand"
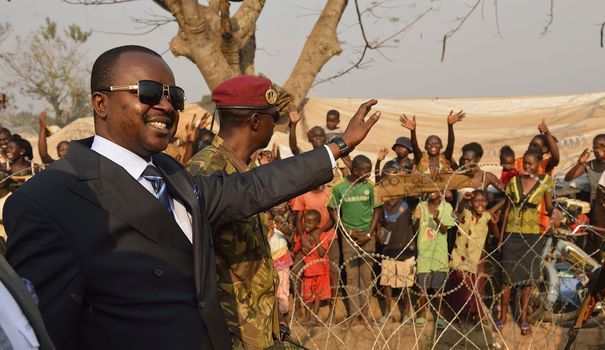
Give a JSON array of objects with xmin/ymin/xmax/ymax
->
[{"xmin": 339, "ymin": 99, "xmax": 381, "ymax": 153}]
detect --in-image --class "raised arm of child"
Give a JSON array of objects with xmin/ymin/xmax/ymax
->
[
  {"xmin": 564, "ymin": 149, "xmax": 590, "ymax": 181},
  {"xmin": 457, "ymin": 192, "xmax": 473, "ymax": 215},
  {"xmin": 37, "ymin": 110, "xmax": 54, "ymax": 165},
  {"xmin": 539, "ymin": 118, "xmax": 560, "ymax": 174},
  {"xmin": 485, "ymin": 171, "xmax": 505, "ymax": 193},
  {"xmin": 445, "ymin": 110, "xmax": 465, "ymax": 163},
  {"xmin": 400, "ymin": 114, "xmax": 422, "ymax": 165},
  {"xmin": 374, "ymin": 147, "xmax": 389, "ymax": 181},
  {"xmin": 288, "ymin": 108, "xmax": 303, "ymax": 156},
  {"xmin": 316, "ymin": 234, "xmax": 328, "ymax": 257}
]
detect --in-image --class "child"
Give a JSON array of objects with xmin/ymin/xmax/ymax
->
[
  {"xmin": 413, "ymin": 191, "xmax": 455, "ymax": 328},
  {"xmin": 2, "ymin": 136, "xmax": 39, "ymax": 191},
  {"xmin": 288, "ymin": 108, "xmax": 351, "ymax": 181},
  {"xmin": 267, "ymin": 213, "xmax": 294, "ymax": 317},
  {"xmin": 457, "ymin": 142, "xmax": 503, "ymax": 196},
  {"xmin": 293, "ymin": 210, "xmax": 331, "ymax": 323},
  {"xmin": 38, "ymin": 110, "xmax": 69, "ymax": 165},
  {"xmin": 400, "ymin": 110, "xmax": 465, "ymax": 174},
  {"xmin": 291, "ymin": 185, "xmax": 337, "ymax": 301},
  {"xmin": 374, "ymin": 137, "xmax": 414, "ymax": 181},
  {"xmin": 513, "ymin": 119, "xmax": 560, "ymax": 234},
  {"xmin": 499, "ymin": 145, "xmax": 518, "ymax": 186},
  {"xmin": 498, "ymin": 149, "xmax": 560, "ymax": 335},
  {"xmin": 328, "ymin": 155, "xmax": 382, "ymax": 325},
  {"xmin": 564, "ymin": 134, "xmax": 605, "ymax": 229},
  {"xmin": 325, "ymin": 109, "xmax": 343, "ymax": 140},
  {"xmin": 449, "ymin": 190, "xmax": 503, "ymax": 314},
  {"xmin": 514, "ymin": 118, "xmax": 559, "ymax": 176},
  {"xmin": 377, "ymin": 161, "xmax": 416, "ymax": 324}
]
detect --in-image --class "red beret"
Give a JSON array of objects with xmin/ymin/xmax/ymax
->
[{"xmin": 212, "ymin": 76, "xmax": 277, "ymax": 110}]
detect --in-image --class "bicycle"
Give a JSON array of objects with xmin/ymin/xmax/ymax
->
[{"xmin": 527, "ymin": 224, "xmax": 605, "ymax": 327}]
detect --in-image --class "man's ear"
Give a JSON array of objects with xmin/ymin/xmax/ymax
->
[
  {"xmin": 92, "ymin": 92, "xmax": 108, "ymax": 119},
  {"xmin": 249, "ymin": 114, "xmax": 261, "ymax": 132}
]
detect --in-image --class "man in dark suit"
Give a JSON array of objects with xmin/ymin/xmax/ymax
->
[
  {"xmin": 3, "ymin": 45, "xmax": 380, "ymax": 350},
  {"xmin": 0, "ymin": 254, "xmax": 54, "ymax": 350}
]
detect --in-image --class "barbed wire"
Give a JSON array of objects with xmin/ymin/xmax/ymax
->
[{"xmin": 281, "ymin": 160, "xmax": 604, "ymax": 349}]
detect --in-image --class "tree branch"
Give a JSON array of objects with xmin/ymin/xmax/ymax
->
[
  {"xmin": 63, "ymin": 0, "xmax": 137, "ymax": 4},
  {"xmin": 493, "ymin": 0, "xmax": 502, "ymax": 37},
  {"xmin": 440, "ymin": 0, "xmax": 482, "ymax": 62},
  {"xmin": 540, "ymin": 0, "xmax": 554, "ymax": 37},
  {"xmin": 313, "ymin": 1, "xmax": 431, "ymax": 87},
  {"xmin": 233, "ymin": 0, "xmax": 266, "ymax": 43},
  {"xmin": 283, "ymin": 0, "xmax": 348, "ymax": 106}
]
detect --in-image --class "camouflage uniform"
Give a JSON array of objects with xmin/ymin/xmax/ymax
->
[{"xmin": 187, "ymin": 136, "xmax": 280, "ymax": 350}]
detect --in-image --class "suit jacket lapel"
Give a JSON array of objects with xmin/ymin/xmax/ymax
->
[
  {"xmin": 66, "ymin": 139, "xmax": 192, "ymax": 257},
  {"xmin": 0, "ymin": 256, "xmax": 55, "ymax": 350}
]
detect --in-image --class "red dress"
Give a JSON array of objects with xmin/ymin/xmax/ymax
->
[{"xmin": 293, "ymin": 231, "xmax": 331, "ymax": 303}]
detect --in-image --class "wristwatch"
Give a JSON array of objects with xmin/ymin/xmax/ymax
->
[{"xmin": 329, "ymin": 136, "xmax": 351, "ymax": 157}]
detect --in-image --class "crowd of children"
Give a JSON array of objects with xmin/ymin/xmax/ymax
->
[{"xmin": 260, "ymin": 107, "xmax": 605, "ymax": 341}]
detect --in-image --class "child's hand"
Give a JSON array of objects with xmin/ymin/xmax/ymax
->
[
  {"xmin": 538, "ymin": 118, "xmax": 550, "ymax": 134},
  {"xmin": 377, "ymin": 147, "xmax": 389, "ymax": 161},
  {"xmin": 195, "ymin": 112, "xmax": 211, "ymax": 131},
  {"xmin": 289, "ymin": 109, "xmax": 303, "ymax": 125},
  {"xmin": 433, "ymin": 209, "xmax": 441, "ymax": 221},
  {"xmin": 463, "ymin": 192, "xmax": 473, "ymax": 200},
  {"xmin": 184, "ymin": 120, "xmax": 196, "ymax": 143},
  {"xmin": 38, "ymin": 110, "xmax": 48, "ymax": 126},
  {"xmin": 578, "ymin": 149, "xmax": 590, "ymax": 165},
  {"xmin": 447, "ymin": 110, "xmax": 465, "ymax": 125},
  {"xmin": 399, "ymin": 114, "xmax": 416, "ymax": 131}
]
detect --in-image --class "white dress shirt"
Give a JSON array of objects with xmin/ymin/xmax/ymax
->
[
  {"xmin": 0, "ymin": 281, "xmax": 39, "ymax": 349},
  {"xmin": 91, "ymin": 136, "xmax": 194, "ymax": 242}
]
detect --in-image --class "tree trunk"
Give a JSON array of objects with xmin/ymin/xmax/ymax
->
[{"xmin": 153, "ymin": 0, "xmax": 345, "ymax": 105}]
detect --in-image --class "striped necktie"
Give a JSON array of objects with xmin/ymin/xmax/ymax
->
[{"xmin": 142, "ymin": 165, "xmax": 172, "ymax": 213}]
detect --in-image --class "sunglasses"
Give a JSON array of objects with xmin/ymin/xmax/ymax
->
[{"xmin": 99, "ymin": 80, "xmax": 186, "ymax": 111}]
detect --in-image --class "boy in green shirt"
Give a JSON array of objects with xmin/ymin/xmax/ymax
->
[{"xmin": 329, "ymin": 155, "xmax": 381, "ymax": 325}]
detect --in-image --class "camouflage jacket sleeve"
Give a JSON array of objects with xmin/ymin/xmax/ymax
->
[{"xmin": 186, "ymin": 146, "xmax": 229, "ymax": 176}]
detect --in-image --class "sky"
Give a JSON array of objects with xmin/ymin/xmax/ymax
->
[{"xmin": 2, "ymin": 0, "xmax": 605, "ymax": 109}]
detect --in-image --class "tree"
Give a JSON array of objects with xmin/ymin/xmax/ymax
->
[
  {"xmin": 64, "ymin": 0, "xmax": 357, "ymax": 109},
  {"xmin": 0, "ymin": 18, "xmax": 92, "ymax": 125},
  {"xmin": 65, "ymin": 1, "xmax": 556, "ymax": 111}
]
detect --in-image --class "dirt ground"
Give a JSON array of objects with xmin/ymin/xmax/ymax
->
[{"xmin": 286, "ymin": 296, "xmax": 605, "ymax": 350}]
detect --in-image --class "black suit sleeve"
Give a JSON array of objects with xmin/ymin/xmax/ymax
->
[
  {"xmin": 4, "ymin": 192, "xmax": 84, "ymax": 350},
  {"xmin": 199, "ymin": 147, "xmax": 334, "ymax": 228}
]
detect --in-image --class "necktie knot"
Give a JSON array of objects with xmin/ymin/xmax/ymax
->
[
  {"xmin": 141, "ymin": 165, "xmax": 171, "ymax": 213},
  {"xmin": 142, "ymin": 165, "xmax": 164, "ymax": 192}
]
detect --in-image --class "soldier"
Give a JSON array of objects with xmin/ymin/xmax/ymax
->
[{"xmin": 187, "ymin": 76, "xmax": 285, "ymax": 349}]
